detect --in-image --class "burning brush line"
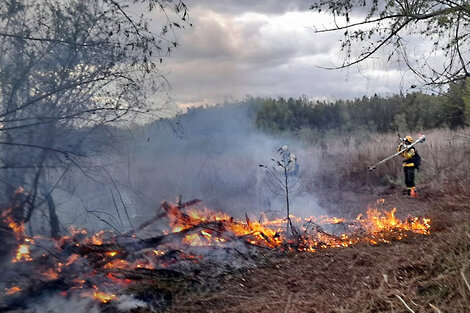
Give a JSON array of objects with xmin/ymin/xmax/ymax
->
[{"xmin": 0, "ymin": 199, "xmax": 430, "ymax": 310}]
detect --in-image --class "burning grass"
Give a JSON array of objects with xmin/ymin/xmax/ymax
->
[
  {"xmin": 0, "ymin": 199, "xmax": 431, "ymax": 312},
  {"xmin": 170, "ymin": 221, "xmax": 470, "ymax": 313}
]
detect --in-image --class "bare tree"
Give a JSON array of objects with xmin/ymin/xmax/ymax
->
[
  {"xmin": 310, "ymin": 0, "xmax": 470, "ymax": 86},
  {"xmin": 0, "ymin": 0, "xmax": 189, "ymax": 236},
  {"xmin": 260, "ymin": 146, "xmax": 299, "ymax": 236}
]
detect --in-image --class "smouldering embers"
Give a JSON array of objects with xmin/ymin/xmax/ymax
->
[{"xmin": 1, "ymin": 199, "xmax": 430, "ymax": 307}]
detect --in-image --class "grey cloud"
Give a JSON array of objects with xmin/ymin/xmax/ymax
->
[
  {"xmin": 172, "ymin": 12, "xmax": 240, "ymax": 60},
  {"xmin": 155, "ymin": 1, "xmax": 409, "ymax": 107},
  {"xmin": 168, "ymin": 8, "xmax": 339, "ymax": 68},
  {"xmin": 249, "ymin": 56, "xmax": 407, "ymax": 99},
  {"xmin": 166, "ymin": 53, "xmax": 405, "ymax": 107},
  {"xmin": 184, "ymin": 0, "xmax": 314, "ymax": 15}
]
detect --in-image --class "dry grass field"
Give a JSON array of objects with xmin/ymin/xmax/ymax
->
[{"xmin": 168, "ymin": 128, "xmax": 470, "ymax": 313}]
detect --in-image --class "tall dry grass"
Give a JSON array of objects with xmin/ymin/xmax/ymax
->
[
  {"xmin": 298, "ymin": 128, "xmax": 470, "ymax": 312},
  {"xmin": 300, "ymin": 128, "xmax": 470, "ymax": 195}
]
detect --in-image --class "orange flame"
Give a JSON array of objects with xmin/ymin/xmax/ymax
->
[
  {"xmin": 13, "ymin": 244, "xmax": 32, "ymax": 262},
  {"xmin": 3, "ymin": 216, "xmax": 26, "ymax": 241},
  {"xmin": 42, "ymin": 268, "xmax": 59, "ymax": 280},
  {"xmin": 65, "ymin": 254, "xmax": 80, "ymax": 266},
  {"xmin": 166, "ymin": 204, "xmax": 430, "ymax": 251},
  {"xmin": 5, "ymin": 286, "xmax": 21, "ymax": 295},
  {"xmin": 358, "ymin": 208, "xmax": 431, "ymax": 235},
  {"xmin": 103, "ymin": 259, "xmax": 129, "ymax": 270},
  {"xmin": 91, "ymin": 232, "xmax": 104, "ymax": 245},
  {"xmin": 14, "ymin": 186, "xmax": 24, "ymax": 194},
  {"xmin": 3, "ymin": 198, "xmax": 430, "ymax": 306},
  {"xmin": 92, "ymin": 286, "xmax": 117, "ymax": 303}
]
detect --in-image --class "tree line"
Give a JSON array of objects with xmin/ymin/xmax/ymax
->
[{"xmin": 254, "ymin": 80, "xmax": 470, "ymax": 135}]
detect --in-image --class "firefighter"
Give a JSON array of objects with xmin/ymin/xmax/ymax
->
[{"xmin": 398, "ymin": 135, "xmax": 417, "ymax": 197}]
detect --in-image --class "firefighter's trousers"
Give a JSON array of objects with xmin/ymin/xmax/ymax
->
[{"xmin": 404, "ymin": 166, "xmax": 415, "ymax": 188}]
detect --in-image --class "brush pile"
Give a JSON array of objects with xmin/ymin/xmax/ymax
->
[{"xmin": 0, "ymin": 199, "xmax": 430, "ymax": 312}]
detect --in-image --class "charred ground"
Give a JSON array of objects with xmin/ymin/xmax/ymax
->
[
  {"xmin": 168, "ymin": 188, "xmax": 470, "ymax": 313},
  {"xmin": 1, "ymin": 103, "xmax": 469, "ymax": 313},
  {"xmin": 167, "ymin": 128, "xmax": 470, "ymax": 313}
]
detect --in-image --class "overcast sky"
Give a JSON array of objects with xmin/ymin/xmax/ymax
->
[{"xmin": 155, "ymin": 0, "xmax": 418, "ymax": 109}]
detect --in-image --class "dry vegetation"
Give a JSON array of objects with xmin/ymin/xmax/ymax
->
[
  {"xmin": 298, "ymin": 129, "xmax": 470, "ymax": 215},
  {"xmin": 170, "ymin": 226, "xmax": 470, "ymax": 313},
  {"xmin": 168, "ymin": 128, "xmax": 470, "ymax": 313}
]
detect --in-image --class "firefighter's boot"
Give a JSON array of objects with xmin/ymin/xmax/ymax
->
[{"xmin": 410, "ymin": 187, "xmax": 418, "ymax": 198}]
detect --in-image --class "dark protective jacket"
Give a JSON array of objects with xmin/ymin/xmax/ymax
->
[{"xmin": 398, "ymin": 143, "xmax": 416, "ymax": 167}]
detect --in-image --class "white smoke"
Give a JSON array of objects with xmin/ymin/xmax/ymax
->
[{"xmin": 26, "ymin": 295, "xmax": 100, "ymax": 313}]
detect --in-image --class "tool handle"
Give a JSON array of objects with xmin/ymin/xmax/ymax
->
[{"xmin": 367, "ymin": 134, "xmax": 426, "ymax": 170}]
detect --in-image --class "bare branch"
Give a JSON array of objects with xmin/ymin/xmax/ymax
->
[
  {"xmin": 0, "ymin": 32, "xmax": 106, "ymax": 46},
  {"xmin": 0, "ymin": 141, "xmax": 83, "ymax": 157}
]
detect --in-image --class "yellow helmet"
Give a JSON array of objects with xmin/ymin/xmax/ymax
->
[{"xmin": 405, "ymin": 135, "xmax": 413, "ymax": 143}]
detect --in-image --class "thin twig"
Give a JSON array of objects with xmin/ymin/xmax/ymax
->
[
  {"xmin": 84, "ymin": 209, "xmax": 122, "ymax": 234},
  {"xmin": 34, "ymin": 243, "xmax": 61, "ymax": 260},
  {"xmin": 396, "ymin": 295, "xmax": 415, "ymax": 313},
  {"xmin": 104, "ymin": 168, "xmax": 134, "ymax": 229},
  {"xmin": 0, "ymin": 32, "xmax": 105, "ymax": 46},
  {"xmin": 0, "ymin": 141, "xmax": 82, "ymax": 157},
  {"xmin": 284, "ymin": 293, "xmax": 292, "ymax": 313},
  {"xmin": 461, "ymin": 267, "xmax": 470, "ymax": 292},
  {"xmin": 429, "ymin": 303, "xmax": 443, "ymax": 313},
  {"xmin": 109, "ymin": 187, "xmax": 124, "ymax": 232}
]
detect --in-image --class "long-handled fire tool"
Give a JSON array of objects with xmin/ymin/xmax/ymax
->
[{"xmin": 368, "ymin": 134, "xmax": 426, "ymax": 171}]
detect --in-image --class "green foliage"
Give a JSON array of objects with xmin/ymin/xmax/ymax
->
[
  {"xmin": 310, "ymin": 0, "xmax": 470, "ymax": 86},
  {"xmin": 254, "ymin": 87, "xmax": 470, "ymax": 136}
]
